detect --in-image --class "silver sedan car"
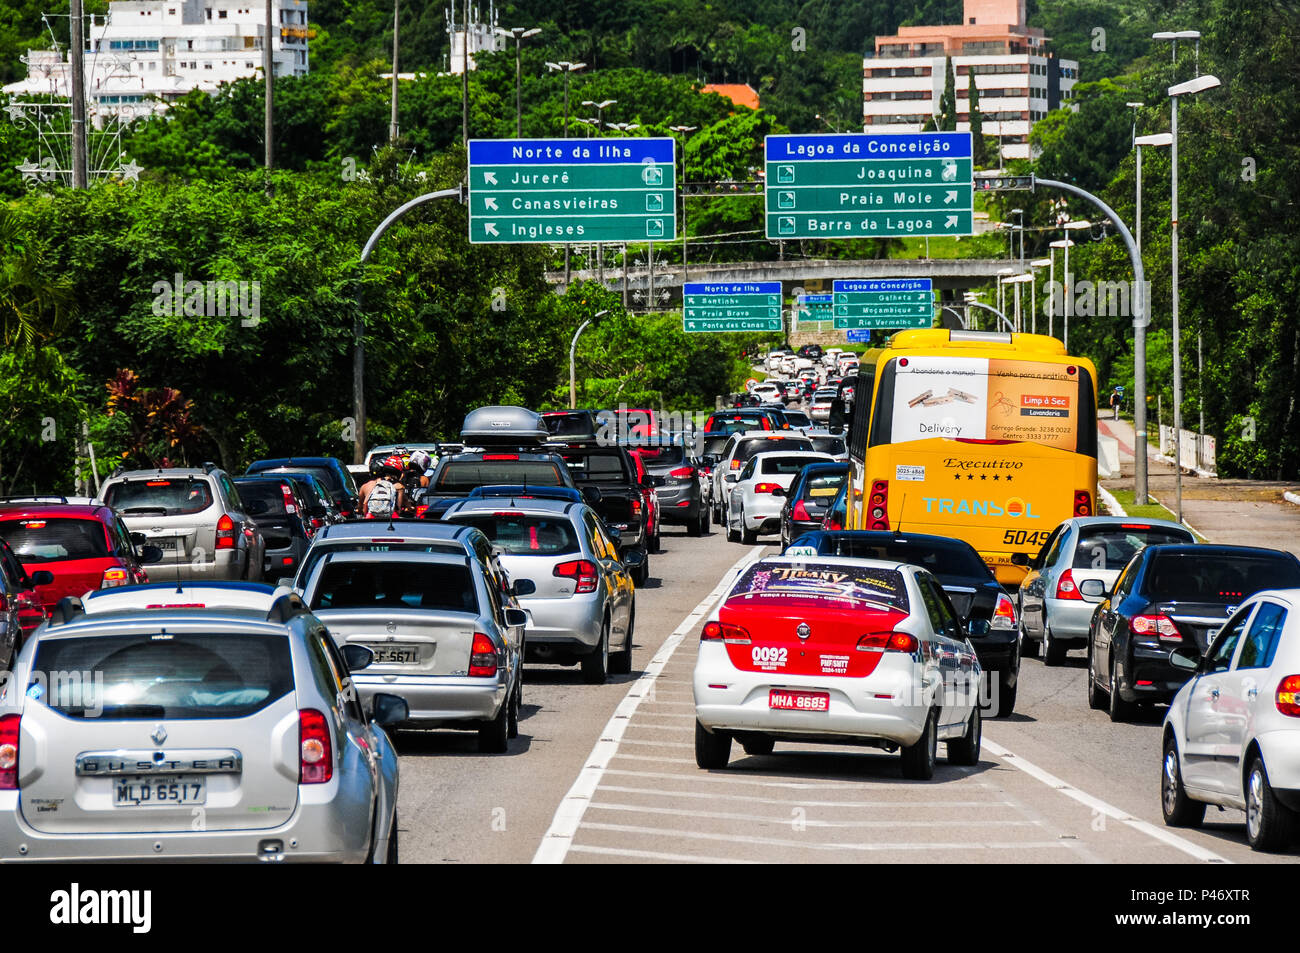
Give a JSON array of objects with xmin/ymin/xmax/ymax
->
[
  {"xmin": 1017, "ymin": 516, "xmax": 1195, "ymax": 665},
  {"xmin": 725, "ymin": 451, "xmax": 834, "ymax": 544},
  {"xmin": 441, "ymin": 496, "xmax": 639, "ymax": 684},
  {"xmin": 0, "ymin": 596, "xmax": 405, "ymax": 862}
]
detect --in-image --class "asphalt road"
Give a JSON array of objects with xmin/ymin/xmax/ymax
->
[{"xmin": 395, "ymin": 524, "xmax": 1291, "ymax": 864}]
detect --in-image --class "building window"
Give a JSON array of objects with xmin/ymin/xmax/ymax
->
[
  {"xmin": 219, "ymin": 8, "xmax": 227, "ymax": 17},
  {"xmin": 204, "ymin": 62, "xmax": 212, "ymax": 69}
]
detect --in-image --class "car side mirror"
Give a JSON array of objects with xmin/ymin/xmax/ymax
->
[
  {"xmin": 1169, "ymin": 645, "xmax": 1201, "ymax": 672},
  {"xmin": 512, "ymin": 578, "xmax": 536, "ymax": 597},
  {"xmin": 581, "ymin": 485, "xmax": 603, "ymax": 505},
  {"xmin": 370, "ymin": 692, "xmax": 409, "ymax": 727},
  {"xmin": 140, "ymin": 545, "xmax": 165, "ymax": 565},
  {"xmin": 771, "ymin": 486, "xmax": 786, "ymax": 497},
  {"xmin": 341, "ymin": 643, "xmax": 374, "ymax": 671},
  {"xmin": 504, "ymin": 607, "xmax": 529, "ymax": 629},
  {"xmin": 622, "ymin": 549, "xmax": 646, "ymax": 568},
  {"xmin": 967, "ymin": 618, "xmax": 991, "ymax": 637},
  {"xmin": 130, "ymin": 532, "xmax": 147, "ymax": 547},
  {"xmin": 641, "ymin": 477, "xmax": 655, "ymax": 489},
  {"xmin": 1078, "ymin": 579, "xmax": 1109, "ymax": 600},
  {"xmin": 1010, "ymin": 552, "xmax": 1029, "ymax": 566},
  {"xmin": 27, "ymin": 569, "xmax": 54, "ymax": 587},
  {"xmin": 724, "ymin": 473, "xmax": 739, "ymax": 483}
]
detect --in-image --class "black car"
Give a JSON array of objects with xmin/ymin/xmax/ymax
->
[
  {"xmin": 234, "ymin": 476, "xmax": 317, "ymax": 578},
  {"xmin": 779, "ymin": 462, "xmax": 847, "ymax": 549},
  {"xmin": 553, "ymin": 442, "xmax": 652, "ymax": 584},
  {"xmin": 1086, "ymin": 544, "xmax": 1300, "ymax": 722},
  {"xmin": 786, "ymin": 529, "xmax": 1022, "ymax": 716},
  {"xmin": 797, "ymin": 343, "xmax": 824, "ymax": 361},
  {"xmin": 541, "ymin": 410, "xmax": 600, "ymax": 442},
  {"xmin": 420, "ymin": 449, "xmax": 582, "ymax": 520},
  {"xmin": 634, "ymin": 440, "xmax": 709, "ymax": 537},
  {"xmin": 245, "ymin": 456, "xmax": 361, "ymax": 519},
  {"xmin": 276, "ymin": 471, "xmax": 343, "ymax": 529}
]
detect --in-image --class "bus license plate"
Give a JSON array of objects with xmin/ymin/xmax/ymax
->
[
  {"xmin": 769, "ymin": 689, "xmax": 829, "ymax": 712},
  {"xmin": 114, "ymin": 775, "xmax": 206, "ymax": 807}
]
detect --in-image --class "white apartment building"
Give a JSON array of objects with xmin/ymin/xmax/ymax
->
[
  {"xmin": 3, "ymin": 0, "xmax": 309, "ymax": 121},
  {"xmin": 862, "ymin": 0, "xmax": 1078, "ymax": 161}
]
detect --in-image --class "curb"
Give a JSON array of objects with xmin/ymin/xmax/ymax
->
[
  {"xmin": 1285, "ymin": 491, "xmax": 1300, "ymax": 508},
  {"xmin": 1097, "ymin": 485, "xmax": 1126, "ymax": 517}
]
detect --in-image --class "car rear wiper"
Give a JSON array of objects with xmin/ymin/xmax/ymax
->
[{"xmin": 86, "ymin": 704, "xmax": 168, "ymax": 719}]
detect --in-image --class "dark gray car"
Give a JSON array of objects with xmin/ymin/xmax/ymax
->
[{"xmin": 636, "ymin": 439, "xmax": 709, "ymax": 537}]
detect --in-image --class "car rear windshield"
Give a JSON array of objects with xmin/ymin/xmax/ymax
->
[
  {"xmin": 819, "ymin": 538, "xmax": 989, "ymax": 579},
  {"xmin": 542, "ymin": 413, "xmax": 594, "ymax": 437},
  {"xmin": 0, "ymin": 518, "xmax": 111, "ymax": 562},
  {"xmin": 782, "ymin": 412, "xmax": 812, "ymax": 428},
  {"xmin": 1144, "ymin": 551, "xmax": 1300, "ymax": 603},
  {"xmin": 234, "ymin": 480, "xmax": 293, "ymax": 518},
  {"xmin": 31, "ymin": 633, "xmax": 292, "ymax": 719},
  {"xmin": 635, "ymin": 446, "xmax": 685, "ymax": 467},
  {"xmin": 104, "ymin": 478, "xmax": 214, "ymax": 516},
  {"xmin": 261, "ymin": 466, "xmax": 342, "ymax": 498},
  {"xmin": 809, "ymin": 436, "xmax": 846, "ymax": 456},
  {"xmin": 702, "ymin": 436, "xmax": 730, "ymax": 457},
  {"xmin": 735, "ymin": 437, "xmax": 813, "ymax": 463},
  {"xmin": 760, "ymin": 456, "xmax": 819, "ymax": 475},
  {"xmin": 451, "ymin": 514, "xmax": 579, "ymax": 556},
  {"xmin": 562, "ymin": 452, "xmax": 629, "ymax": 482},
  {"xmin": 727, "ymin": 562, "xmax": 908, "ymax": 612},
  {"xmin": 299, "ymin": 542, "xmax": 465, "ymax": 583},
  {"xmin": 436, "ymin": 460, "xmax": 565, "ymax": 492},
  {"xmin": 310, "ymin": 561, "xmax": 479, "ymax": 613},
  {"xmin": 1071, "ymin": 524, "xmax": 1195, "ymax": 570},
  {"xmin": 800, "ymin": 471, "xmax": 846, "ymax": 500}
]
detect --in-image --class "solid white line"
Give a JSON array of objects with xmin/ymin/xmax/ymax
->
[
  {"xmin": 567, "ymin": 844, "xmax": 759, "ymax": 864},
  {"xmin": 532, "ymin": 546, "xmax": 768, "ymax": 864},
  {"xmin": 577, "ymin": 821, "xmax": 1074, "ymax": 853},
  {"xmin": 594, "ymin": 784, "xmax": 1017, "ymax": 810},
  {"xmin": 614, "ymin": 738, "xmax": 694, "ymax": 749},
  {"xmin": 982, "ymin": 737, "xmax": 1230, "ymax": 864},
  {"xmin": 587, "ymin": 801, "xmax": 1039, "ymax": 829}
]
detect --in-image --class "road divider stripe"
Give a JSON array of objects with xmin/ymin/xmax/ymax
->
[
  {"xmin": 594, "ymin": 784, "xmax": 1018, "ymax": 810},
  {"xmin": 532, "ymin": 546, "xmax": 769, "ymax": 864},
  {"xmin": 567, "ymin": 844, "xmax": 759, "ymax": 864},
  {"xmin": 982, "ymin": 737, "xmax": 1230, "ymax": 864},
  {"xmin": 586, "ymin": 801, "xmax": 1039, "ymax": 828}
]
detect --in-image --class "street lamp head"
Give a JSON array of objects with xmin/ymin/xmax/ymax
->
[
  {"xmin": 1173, "ymin": 30, "xmax": 1201, "ymax": 39},
  {"xmin": 1049, "ymin": 239, "xmax": 1075, "ymax": 248},
  {"xmin": 522, "ymin": 28, "xmax": 541, "ymax": 38},
  {"xmin": 1135, "ymin": 132, "xmax": 1173, "ymax": 147},
  {"xmin": 1029, "ymin": 258, "xmax": 1053, "ymax": 268},
  {"xmin": 1169, "ymin": 74, "xmax": 1220, "ymax": 97},
  {"xmin": 1152, "ymin": 31, "xmax": 1179, "ymax": 40},
  {"xmin": 1063, "ymin": 219, "xmax": 1092, "ymax": 230}
]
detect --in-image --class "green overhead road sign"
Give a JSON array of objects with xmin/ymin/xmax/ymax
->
[
  {"xmin": 468, "ymin": 138, "xmax": 676, "ymax": 243},
  {"xmin": 794, "ymin": 293, "xmax": 833, "ymax": 323},
  {"xmin": 765, "ymin": 132, "xmax": 974, "ymax": 239},
  {"xmin": 831, "ymin": 279, "xmax": 935, "ymax": 330},
  {"xmin": 684, "ymin": 282, "xmax": 783, "ymax": 332}
]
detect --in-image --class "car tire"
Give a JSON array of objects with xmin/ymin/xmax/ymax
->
[
  {"xmin": 1019, "ymin": 619, "xmax": 1039, "ymax": 659},
  {"xmin": 610, "ymin": 610, "xmax": 634, "ymax": 675},
  {"xmin": 506, "ymin": 679, "xmax": 520, "ymax": 739},
  {"xmin": 741, "ymin": 736, "xmax": 775, "ymax": 756},
  {"xmin": 385, "ymin": 810, "xmax": 399, "ymax": 864},
  {"xmin": 1246, "ymin": 756, "xmax": 1299, "ymax": 852},
  {"xmin": 477, "ymin": 698, "xmax": 510, "ymax": 754},
  {"xmin": 1043, "ymin": 624, "xmax": 1067, "ymax": 666},
  {"xmin": 726, "ymin": 505, "xmax": 741, "ymax": 543},
  {"xmin": 649, "ymin": 527, "xmax": 661, "ymax": 554},
  {"xmin": 947, "ymin": 705, "xmax": 982, "ymax": 766},
  {"xmin": 695, "ymin": 720, "xmax": 731, "ymax": 769},
  {"xmin": 1087, "ymin": 641, "xmax": 1106, "ymax": 710},
  {"xmin": 1161, "ymin": 737, "xmax": 1205, "ymax": 828},
  {"xmin": 900, "ymin": 709, "xmax": 938, "ymax": 780},
  {"xmin": 996, "ymin": 672, "xmax": 1017, "ymax": 718},
  {"xmin": 581, "ymin": 621, "xmax": 610, "ymax": 685},
  {"xmin": 1108, "ymin": 653, "xmax": 1136, "ymax": 723},
  {"xmin": 633, "ymin": 551, "xmax": 650, "ymax": 586},
  {"xmin": 687, "ymin": 508, "xmax": 703, "ymax": 537},
  {"xmin": 740, "ymin": 507, "xmax": 758, "ymax": 545}
]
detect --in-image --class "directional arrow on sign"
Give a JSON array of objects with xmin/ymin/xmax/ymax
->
[
  {"xmin": 483, "ymin": 171, "xmax": 498, "ymax": 185},
  {"xmin": 484, "ymin": 197, "xmax": 498, "ymax": 211},
  {"xmin": 484, "ymin": 223, "xmax": 499, "ymax": 236},
  {"xmin": 945, "ymin": 190, "xmax": 958, "ymax": 204},
  {"xmin": 945, "ymin": 215, "xmax": 958, "ymax": 228}
]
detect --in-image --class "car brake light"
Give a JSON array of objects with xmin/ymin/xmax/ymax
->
[
  {"xmin": 101, "ymin": 567, "xmax": 129, "ymax": 589},
  {"xmin": 856, "ymin": 631, "xmax": 918, "ymax": 653},
  {"xmin": 1074, "ymin": 489, "xmax": 1093, "ymax": 517},
  {"xmin": 700, "ymin": 621, "xmax": 750, "ymax": 644},
  {"xmin": 298, "ymin": 709, "xmax": 332, "ymax": 784},
  {"xmin": 145, "ymin": 480, "xmax": 170, "ymax": 486},
  {"xmin": 754, "ymin": 483, "xmax": 782, "ymax": 494},
  {"xmin": 631, "ymin": 497, "xmax": 642, "ymax": 515},
  {"xmin": 1120, "ymin": 524, "xmax": 1151, "ymax": 530},
  {"xmin": 20, "ymin": 521, "xmax": 46, "ymax": 530},
  {"xmin": 992, "ymin": 592, "xmax": 1017, "ymax": 630},
  {"xmin": 280, "ymin": 484, "xmax": 297, "ymax": 514},
  {"xmin": 669, "ymin": 467, "xmax": 695, "ymax": 479},
  {"xmin": 482, "ymin": 454, "xmax": 519, "ymax": 461},
  {"xmin": 869, "ymin": 479, "xmax": 890, "ymax": 530},
  {"xmin": 215, "ymin": 513, "xmax": 236, "ymax": 550},
  {"xmin": 554, "ymin": 559, "xmax": 599, "ymax": 594},
  {"xmin": 1055, "ymin": 569, "xmax": 1082, "ymax": 601},
  {"xmin": 414, "ymin": 505, "xmax": 428, "ymax": 519},
  {"xmin": 1130, "ymin": 614, "xmax": 1181, "ymax": 641},
  {"xmin": 0, "ymin": 714, "xmax": 18, "ymax": 790},
  {"xmin": 792, "ymin": 499, "xmax": 810, "ymax": 521},
  {"xmin": 1276, "ymin": 675, "xmax": 1300, "ymax": 717},
  {"xmin": 469, "ymin": 632, "xmax": 498, "ymax": 677}
]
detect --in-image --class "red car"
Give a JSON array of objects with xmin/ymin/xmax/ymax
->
[
  {"xmin": 0, "ymin": 537, "xmax": 51, "ymax": 664},
  {"xmin": 627, "ymin": 451, "xmax": 662, "ymax": 554},
  {"xmin": 0, "ymin": 499, "xmax": 157, "ymax": 613}
]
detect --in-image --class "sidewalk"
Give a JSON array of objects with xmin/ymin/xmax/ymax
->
[{"xmin": 1096, "ymin": 412, "xmax": 1300, "ymax": 557}]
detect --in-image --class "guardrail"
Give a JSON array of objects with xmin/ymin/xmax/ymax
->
[{"xmin": 1159, "ymin": 425, "xmax": 1216, "ymax": 473}]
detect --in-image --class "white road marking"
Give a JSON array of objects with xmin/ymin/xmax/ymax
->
[
  {"xmin": 982, "ymin": 737, "xmax": 1230, "ymax": 864},
  {"xmin": 532, "ymin": 547, "xmax": 768, "ymax": 864},
  {"xmin": 595, "ymin": 784, "xmax": 1018, "ymax": 810},
  {"xmin": 614, "ymin": 738, "xmax": 694, "ymax": 749},
  {"xmin": 601, "ymin": 766, "xmax": 936, "ymax": 790},
  {"xmin": 587, "ymin": 801, "xmax": 1040, "ymax": 829},
  {"xmin": 567, "ymin": 844, "xmax": 758, "ymax": 864}
]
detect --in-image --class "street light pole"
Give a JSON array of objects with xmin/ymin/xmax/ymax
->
[
  {"xmin": 496, "ymin": 27, "xmax": 540, "ymax": 137},
  {"xmin": 570, "ymin": 310, "xmax": 610, "ymax": 409},
  {"xmin": 547, "ymin": 61, "xmax": 587, "ymax": 289},
  {"xmin": 669, "ymin": 125, "xmax": 697, "ymax": 284},
  {"xmin": 582, "ymin": 100, "xmax": 615, "ymax": 289}
]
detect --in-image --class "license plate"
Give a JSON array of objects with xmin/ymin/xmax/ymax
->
[
  {"xmin": 153, "ymin": 538, "xmax": 179, "ymax": 550},
  {"xmin": 113, "ymin": 775, "xmax": 206, "ymax": 807},
  {"xmin": 371, "ymin": 643, "xmax": 421, "ymax": 664},
  {"xmin": 769, "ymin": 689, "xmax": 829, "ymax": 712}
]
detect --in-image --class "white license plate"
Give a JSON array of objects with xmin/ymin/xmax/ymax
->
[
  {"xmin": 152, "ymin": 538, "xmax": 180, "ymax": 551},
  {"xmin": 371, "ymin": 643, "xmax": 421, "ymax": 664},
  {"xmin": 113, "ymin": 775, "xmax": 206, "ymax": 807}
]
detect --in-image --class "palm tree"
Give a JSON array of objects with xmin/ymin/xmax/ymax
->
[{"xmin": 0, "ymin": 207, "xmax": 74, "ymax": 347}]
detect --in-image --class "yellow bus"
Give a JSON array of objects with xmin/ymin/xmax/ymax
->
[{"xmin": 842, "ymin": 329, "xmax": 1099, "ymax": 586}]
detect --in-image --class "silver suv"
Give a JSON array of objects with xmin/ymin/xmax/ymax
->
[
  {"xmin": 0, "ymin": 595, "xmax": 405, "ymax": 862},
  {"xmin": 100, "ymin": 465, "xmax": 265, "ymax": 583}
]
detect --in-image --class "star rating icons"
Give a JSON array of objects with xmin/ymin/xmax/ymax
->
[{"xmin": 951, "ymin": 472, "xmax": 1014, "ymax": 481}]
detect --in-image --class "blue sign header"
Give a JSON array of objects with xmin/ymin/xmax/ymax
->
[
  {"xmin": 684, "ymin": 282, "xmax": 783, "ymax": 296},
  {"xmin": 833, "ymin": 279, "xmax": 933, "ymax": 293},
  {"xmin": 469, "ymin": 138, "xmax": 675, "ymax": 165},
  {"xmin": 796, "ymin": 294, "xmax": 833, "ymax": 304},
  {"xmin": 766, "ymin": 132, "xmax": 971, "ymax": 162}
]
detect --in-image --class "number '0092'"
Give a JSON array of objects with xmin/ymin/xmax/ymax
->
[{"xmin": 752, "ymin": 646, "xmax": 788, "ymax": 665}]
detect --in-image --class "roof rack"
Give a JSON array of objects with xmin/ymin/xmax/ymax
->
[{"xmin": 266, "ymin": 592, "xmax": 310, "ymax": 624}]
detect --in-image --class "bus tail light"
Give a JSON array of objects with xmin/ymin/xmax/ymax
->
[
  {"xmin": 1055, "ymin": 569, "xmax": 1082, "ymax": 601},
  {"xmin": 1074, "ymin": 490, "xmax": 1093, "ymax": 517},
  {"xmin": 868, "ymin": 480, "xmax": 890, "ymax": 530}
]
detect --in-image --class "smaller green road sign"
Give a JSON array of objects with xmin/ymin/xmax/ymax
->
[
  {"xmin": 831, "ymin": 278, "xmax": 935, "ymax": 330},
  {"xmin": 684, "ymin": 282, "xmax": 783, "ymax": 332},
  {"xmin": 794, "ymin": 293, "xmax": 833, "ymax": 324}
]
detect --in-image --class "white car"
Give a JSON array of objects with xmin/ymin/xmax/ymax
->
[
  {"xmin": 822, "ymin": 347, "xmax": 843, "ymax": 368},
  {"xmin": 725, "ymin": 451, "xmax": 834, "ymax": 544},
  {"xmin": 711, "ymin": 431, "xmax": 815, "ymax": 524},
  {"xmin": 693, "ymin": 556, "xmax": 984, "ymax": 778},
  {"xmin": 750, "ymin": 381, "xmax": 783, "ymax": 403},
  {"xmin": 1162, "ymin": 589, "xmax": 1300, "ymax": 851},
  {"xmin": 808, "ymin": 387, "xmax": 837, "ymax": 423}
]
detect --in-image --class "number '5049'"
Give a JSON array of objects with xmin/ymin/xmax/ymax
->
[{"xmin": 1003, "ymin": 530, "xmax": 1052, "ymax": 546}]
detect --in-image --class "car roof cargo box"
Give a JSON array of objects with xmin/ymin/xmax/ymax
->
[{"xmin": 461, "ymin": 405, "xmax": 549, "ymax": 446}]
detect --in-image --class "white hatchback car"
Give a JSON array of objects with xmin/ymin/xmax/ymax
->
[
  {"xmin": 1162, "ymin": 589, "xmax": 1300, "ymax": 851},
  {"xmin": 724, "ymin": 451, "xmax": 834, "ymax": 544},
  {"xmin": 693, "ymin": 556, "xmax": 983, "ymax": 779}
]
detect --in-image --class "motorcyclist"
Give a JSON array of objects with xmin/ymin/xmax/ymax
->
[{"xmin": 359, "ymin": 454, "xmax": 406, "ymax": 519}]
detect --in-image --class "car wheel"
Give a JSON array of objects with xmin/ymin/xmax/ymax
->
[
  {"xmin": 610, "ymin": 610, "xmax": 634, "ymax": 675},
  {"xmin": 633, "ymin": 551, "xmax": 650, "ymax": 586},
  {"xmin": 726, "ymin": 504, "xmax": 741, "ymax": 542},
  {"xmin": 506, "ymin": 678, "xmax": 520, "ymax": 739},
  {"xmin": 947, "ymin": 705, "xmax": 982, "ymax": 766},
  {"xmin": 687, "ymin": 507, "xmax": 703, "ymax": 537},
  {"xmin": 900, "ymin": 709, "xmax": 938, "ymax": 780},
  {"xmin": 695, "ymin": 720, "xmax": 731, "ymax": 769},
  {"xmin": 996, "ymin": 671, "xmax": 1017, "ymax": 718},
  {"xmin": 1161, "ymin": 737, "xmax": 1206, "ymax": 828},
  {"xmin": 741, "ymin": 736, "xmax": 775, "ymax": 756},
  {"xmin": 1087, "ymin": 641, "xmax": 1106, "ymax": 710},
  {"xmin": 1246, "ymin": 756, "xmax": 1299, "ymax": 851},
  {"xmin": 581, "ymin": 621, "xmax": 610, "ymax": 685},
  {"xmin": 1019, "ymin": 618, "xmax": 1039, "ymax": 659},
  {"xmin": 740, "ymin": 507, "xmax": 758, "ymax": 545},
  {"xmin": 385, "ymin": 809, "xmax": 399, "ymax": 864},
  {"xmin": 1108, "ymin": 653, "xmax": 1136, "ymax": 723},
  {"xmin": 1043, "ymin": 624, "xmax": 1067, "ymax": 666},
  {"xmin": 477, "ymin": 698, "xmax": 510, "ymax": 753},
  {"xmin": 649, "ymin": 527, "xmax": 661, "ymax": 554}
]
